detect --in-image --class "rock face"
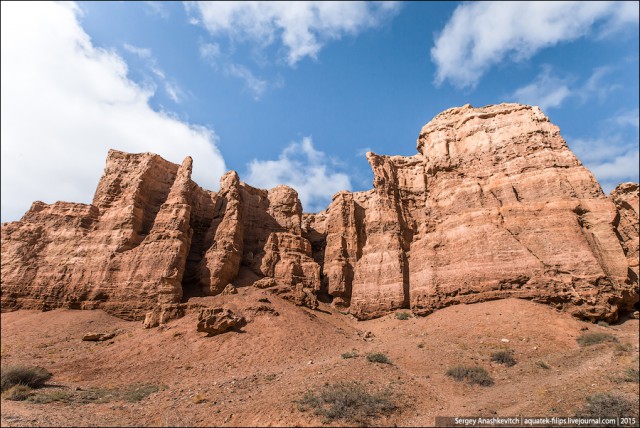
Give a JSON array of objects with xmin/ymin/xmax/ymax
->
[{"xmin": 1, "ymin": 104, "xmax": 638, "ymax": 322}]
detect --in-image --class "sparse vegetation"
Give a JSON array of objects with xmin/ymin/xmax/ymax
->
[
  {"xmin": 264, "ymin": 374, "xmax": 277, "ymax": 381},
  {"xmin": 536, "ymin": 361, "xmax": 550, "ymax": 370},
  {"xmin": 28, "ymin": 384, "xmax": 157, "ymax": 405},
  {"xmin": 621, "ymin": 367, "xmax": 639, "ymax": 383},
  {"xmin": 28, "ymin": 389, "xmax": 75, "ymax": 404},
  {"xmin": 576, "ymin": 332, "xmax": 618, "ymax": 347},
  {"xmin": 122, "ymin": 384, "xmax": 159, "ymax": 402},
  {"xmin": 446, "ymin": 366, "xmax": 494, "ymax": 386},
  {"xmin": 596, "ymin": 321, "xmax": 609, "ymax": 327},
  {"xmin": 341, "ymin": 351, "xmax": 359, "ymax": 359},
  {"xmin": 614, "ymin": 342, "xmax": 633, "ymax": 354},
  {"xmin": 395, "ymin": 312, "xmax": 411, "ymax": 320},
  {"xmin": 491, "ymin": 350, "xmax": 516, "ymax": 367},
  {"xmin": 1, "ymin": 365, "xmax": 52, "ymax": 392},
  {"xmin": 417, "ymin": 342, "xmax": 425, "ymax": 349},
  {"xmin": 2, "ymin": 384, "xmax": 32, "ymax": 401},
  {"xmin": 296, "ymin": 382, "xmax": 397, "ymax": 425},
  {"xmin": 366, "ymin": 353, "xmax": 392, "ymax": 364},
  {"xmin": 578, "ymin": 393, "xmax": 638, "ymax": 419}
]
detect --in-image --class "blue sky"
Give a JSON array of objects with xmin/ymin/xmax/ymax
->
[{"xmin": 1, "ymin": 1, "xmax": 638, "ymax": 221}]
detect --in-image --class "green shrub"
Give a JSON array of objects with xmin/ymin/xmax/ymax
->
[
  {"xmin": 576, "ymin": 332, "xmax": 618, "ymax": 347},
  {"xmin": 395, "ymin": 312, "xmax": 411, "ymax": 320},
  {"xmin": 446, "ymin": 366, "xmax": 494, "ymax": 386},
  {"xmin": 296, "ymin": 382, "xmax": 396, "ymax": 425},
  {"xmin": 341, "ymin": 351, "xmax": 359, "ymax": 359},
  {"xmin": 2, "ymin": 384, "xmax": 32, "ymax": 401},
  {"xmin": 491, "ymin": 350, "xmax": 516, "ymax": 367},
  {"xmin": 1, "ymin": 365, "xmax": 52, "ymax": 392},
  {"xmin": 579, "ymin": 393, "xmax": 638, "ymax": 418},
  {"xmin": 366, "ymin": 353, "xmax": 391, "ymax": 364}
]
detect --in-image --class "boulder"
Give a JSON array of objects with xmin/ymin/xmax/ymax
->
[{"xmin": 196, "ymin": 308, "xmax": 245, "ymax": 336}]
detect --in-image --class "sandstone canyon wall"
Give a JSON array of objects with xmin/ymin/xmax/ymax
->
[{"xmin": 2, "ymin": 104, "xmax": 638, "ymax": 322}]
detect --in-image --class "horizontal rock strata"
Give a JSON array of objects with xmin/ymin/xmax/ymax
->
[{"xmin": 2, "ymin": 104, "xmax": 638, "ymax": 322}]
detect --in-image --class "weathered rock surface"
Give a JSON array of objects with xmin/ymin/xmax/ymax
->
[
  {"xmin": 1, "ymin": 103, "xmax": 638, "ymax": 323},
  {"xmin": 196, "ymin": 307, "xmax": 245, "ymax": 335},
  {"xmin": 611, "ymin": 183, "xmax": 639, "ymax": 288},
  {"xmin": 321, "ymin": 104, "xmax": 637, "ymax": 321}
]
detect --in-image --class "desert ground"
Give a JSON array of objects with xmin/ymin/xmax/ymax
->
[{"xmin": 1, "ymin": 291, "xmax": 638, "ymax": 427}]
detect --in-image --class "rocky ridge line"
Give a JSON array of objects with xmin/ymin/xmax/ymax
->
[{"xmin": 1, "ymin": 103, "xmax": 638, "ymax": 323}]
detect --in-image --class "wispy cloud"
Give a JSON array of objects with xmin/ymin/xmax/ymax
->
[
  {"xmin": 567, "ymin": 112, "xmax": 639, "ymax": 192},
  {"xmin": 1, "ymin": 2, "xmax": 225, "ymax": 221},
  {"xmin": 244, "ymin": 137, "xmax": 351, "ymax": 212},
  {"xmin": 614, "ymin": 108, "xmax": 639, "ymax": 129},
  {"xmin": 511, "ymin": 66, "xmax": 622, "ymax": 112},
  {"xmin": 186, "ymin": 1, "xmax": 400, "ymax": 66},
  {"xmin": 225, "ymin": 63, "xmax": 268, "ymax": 100},
  {"xmin": 143, "ymin": 1, "xmax": 169, "ymax": 19},
  {"xmin": 511, "ymin": 66, "xmax": 571, "ymax": 111},
  {"xmin": 123, "ymin": 43, "xmax": 152, "ymax": 59},
  {"xmin": 432, "ymin": 2, "xmax": 639, "ymax": 88},
  {"xmin": 122, "ymin": 43, "xmax": 186, "ymax": 103}
]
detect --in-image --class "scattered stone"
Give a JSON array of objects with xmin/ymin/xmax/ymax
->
[
  {"xmin": 221, "ymin": 284, "xmax": 238, "ymax": 295},
  {"xmin": 197, "ymin": 308, "xmax": 245, "ymax": 336},
  {"xmin": 253, "ymin": 278, "xmax": 277, "ymax": 289},
  {"xmin": 82, "ymin": 332, "xmax": 116, "ymax": 342}
]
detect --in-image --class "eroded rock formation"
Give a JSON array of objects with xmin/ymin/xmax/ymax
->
[{"xmin": 2, "ymin": 104, "xmax": 638, "ymax": 322}]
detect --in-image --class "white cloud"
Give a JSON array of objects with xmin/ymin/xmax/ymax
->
[
  {"xmin": 122, "ymin": 43, "xmax": 187, "ymax": 103},
  {"xmin": 164, "ymin": 81, "xmax": 185, "ymax": 103},
  {"xmin": 568, "ymin": 134, "xmax": 639, "ymax": 193},
  {"xmin": 432, "ymin": 1, "xmax": 639, "ymax": 88},
  {"xmin": 614, "ymin": 108, "xmax": 639, "ymax": 129},
  {"xmin": 511, "ymin": 66, "xmax": 622, "ymax": 112},
  {"xmin": 589, "ymin": 149, "xmax": 640, "ymax": 192},
  {"xmin": 123, "ymin": 43, "xmax": 152, "ymax": 59},
  {"xmin": 1, "ymin": 2, "xmax": 226, "ymax": 222},
  {"xmin": 186, "ymin": 1, "xmax": 400, "ymax": 66},
  {"xmin": 199, "ymin": 42, "xmax": 221, "ymax": 64},
  {"xmin": 225, "ymin": 63, "xmax": 268, "ymax": 100},
  {"xmin": 144, "ymin": 1, "xmax": 169, "ymax": 19},
  {"xmin": 244, "ymin": 137, "xmax": 351, "ymax": 212},
  {"xmin": 511, "ymin": 66, "xmax": 571, "ymax": 111}
]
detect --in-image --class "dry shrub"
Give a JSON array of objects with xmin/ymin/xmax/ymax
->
[
  {"xmin": 296, "ymin": 382, "xmax": 396, "ymax": 425},
  {"xmin": 1, "ymin": 365, "xmax": 52, "ymax": 392},
  {"xmin": 576, "ymin": 332, "xmax": 618, "ymax": 347},
  {"xmin": 446, "ymin": 366, "xmax": 494, "ymax": 386}
]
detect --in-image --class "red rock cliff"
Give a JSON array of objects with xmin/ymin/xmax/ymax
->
[{"xmin": 2, "ymin": 104, "xmax": 638, "ymax": 321}]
